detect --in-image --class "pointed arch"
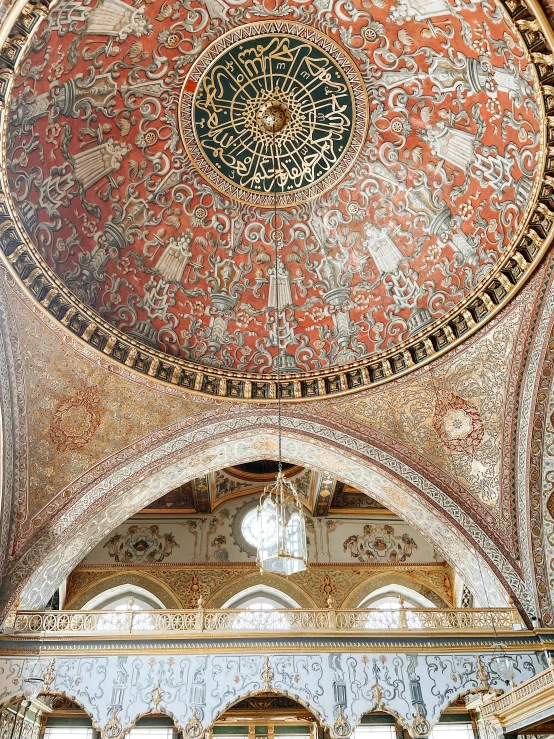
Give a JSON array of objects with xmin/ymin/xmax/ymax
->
[
  {"xmin": 341, "ymin": 573, "xmax": 451, "ymax": 609},
  {"xmin": 65, "ymin": 571, "xmax": 181, "ymax": 610},
  {"xmin": 5, "ymin": 416, "xmax": 519, "ymax": 615},
  {"xmin": 208, "ymin": 575, "xmax": 315, "ymax": 609}
]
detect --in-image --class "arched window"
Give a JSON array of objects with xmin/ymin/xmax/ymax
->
[
  {"xmin": 358, "ymin": 585, "xmax": 435, "ymax": 610},
  {"xmin": 81, "ymin": 585, "xmax": 165, "ymax": 632},
  {"xmin": 357, "ymin": 585, "xmax": 437, "ymax": 629},
  {"xmin": 222, "ymin": 586, "xmax": 300, "ymax": 631},
  {"xmin": 222, "ymin": 586, "xmax": 301, "ymax": 610},
  {"xmin": 82, "ymin": 584, "xmax": 165, "ymax": 611}
]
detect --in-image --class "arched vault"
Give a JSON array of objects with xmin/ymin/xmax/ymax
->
[{"xmin": 11, "ymin": 414, "xmax": 523, "ymax": 613}]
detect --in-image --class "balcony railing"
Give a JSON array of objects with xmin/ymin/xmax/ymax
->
[
  {"xmin": 3, "ymin": 607, "xmax": 523, "ymax": 637},
  {"xmin": 481, "ymin": 664, "xmax": 554, "ymax": 718}
]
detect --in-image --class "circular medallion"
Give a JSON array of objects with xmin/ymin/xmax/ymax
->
[{"xmin": 180, "ymin": 22, "xmax": 368, "ymax": 207}]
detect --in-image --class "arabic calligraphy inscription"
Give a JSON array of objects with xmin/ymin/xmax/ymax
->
[{"xmin": 180, "ymin": 23, "xmax": 367, "ymax": 206}]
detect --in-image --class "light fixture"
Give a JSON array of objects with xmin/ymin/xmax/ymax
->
[
  {"xmin": 22, "ymin": 676, "xmax": 44, "ymax": 702},
  {"xmin": 491, "ymin": 642, "xmax": 515, "ymax": 685},
  {"xmin": 256, "ymin": 110, "xmax": 308, "ymax": 577},
  {"xmin": 257, "ymin": 470, "xmax": 308, "ymax": 575}
]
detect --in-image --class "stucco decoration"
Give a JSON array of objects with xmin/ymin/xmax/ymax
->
[
  {"xmin": 0, "ymin": 652, "xmax": 545, "ymax": 736},
  {"xmin": 11, "ymin": 424, "xmax": 520, "ymax": 612},
  {"xmin": 103, "ymin": 525, "xmax": 179, "ymax": 564},
  {"xmin": 82, "ymin": 502, "xmax": 435, "ymax": 566},
  {"xmin": 343, "ymin": 525, "xmax": 418, "ymax": 564},
  {"xmin": 0, "ymin": 0, "xmax": 552, "ymax": 400},
  {"xmin": 65, "ymin": 563, "xmax": 453, "ymax": 609}
]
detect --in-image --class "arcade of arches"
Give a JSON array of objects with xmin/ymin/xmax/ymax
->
[{"xmin": 2, "ymin": 0, "xmax": 554, "ymax": 733}]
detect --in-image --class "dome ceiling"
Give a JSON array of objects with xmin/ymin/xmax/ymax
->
[{"xmin": 2, "ymin": 0, "xmax": 549, "ymax": 399}]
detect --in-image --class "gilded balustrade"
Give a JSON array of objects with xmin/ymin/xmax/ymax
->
[
  {"xmin": 3, "ymin": 607, "xmax": 521, "ymax": 637},
  {"xmin": 481, "ymin": 664, "xmax": 554, "ymax": 718}
]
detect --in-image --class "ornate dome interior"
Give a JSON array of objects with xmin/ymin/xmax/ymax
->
[{"xmin": 2, "ymin": 0, "xmax": 549, "ymax": 398}]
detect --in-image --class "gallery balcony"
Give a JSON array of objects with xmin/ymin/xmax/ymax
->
[{"xmin": 2, "ymin": 605, "xmax": 527, "ymax": 640}]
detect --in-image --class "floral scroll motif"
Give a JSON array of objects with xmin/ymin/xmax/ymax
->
[
  {"xmin": 103, "ymin": 525, "xmax": 179, "ymax": 563},
  {"xmin": 432, "ymin": 390, "xmax": 485, "ymax": 455},
  {"xmin": 343, "ymin": 525, "xmax": 417, "ymax": 563},
  {"xmin": 49, "ymin": 386, "xmax": 101, "ymax": 452}
]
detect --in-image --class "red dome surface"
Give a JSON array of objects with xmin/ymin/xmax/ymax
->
[{"xmin": 5, "ymin": 0, "xmax": 542, "ymax": 376}]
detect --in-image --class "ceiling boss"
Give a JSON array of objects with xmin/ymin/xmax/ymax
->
[{"xmin": 180, "ymin": 23, "xmax": 368, "ymax": 207}]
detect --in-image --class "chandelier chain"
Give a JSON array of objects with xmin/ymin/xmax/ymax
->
[{"xmin": 272, "ymin": 123, "xmax": 282, "ymax": 474}]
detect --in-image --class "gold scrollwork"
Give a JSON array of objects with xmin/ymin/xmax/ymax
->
[
  {"xmin": 260, "ymin": 656, "xmax": 274, "ymax": 691},
  {"xmin": 411, "ymin": 705, "xmax": 430, "ymax": 737},
  {"xmin": 476, "ymin": 656, "xmax": 491, "ymax": 692},
  {"xmin": 151, "ymin": 684, "xmax": 165, "ymax": 709},
  {"xmin": 103, "ymin": 707, "xmax": 123, "ymax": 739},
  {"xmin": 42, "ymin": 659, "xmax": 56, "ymax": 693},
  {"xmin": 185, "ymin": 706, "xmax": 204, "ymax": 738},
  {"xmin": 333, "ymin": 706, "xmax": 351, "ymax": 738}
]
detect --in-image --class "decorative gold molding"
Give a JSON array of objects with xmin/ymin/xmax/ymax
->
[
  {"xmin": 260, "ymin": 657, "xmax": 274, "ymax": 692},
  {"xmin": 2, "ymin": 632, "xmax": 553, "ymax": 656},
  {"xmin": 0, "ymin": 0, "xmax": 552, "ymax": 400}
]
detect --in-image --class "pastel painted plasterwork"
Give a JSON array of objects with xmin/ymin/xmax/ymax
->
[
  {"xmin": 0, "ymin": 652, "xmax": 545, "ymax": 736},
  {"xmin": 82, "ymin": 500, "xmax": 436, "ymax": 566}
]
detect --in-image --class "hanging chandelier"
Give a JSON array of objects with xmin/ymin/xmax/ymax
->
[
  {"xmin": 256, "ymin": 104, "xmax": 308, "ymax": 577},
  {"xmin": 490, "ymin": 642, "xmax": 515, "ymax": 686},
  {"xmin": 257, "ymin": 470, "xmax": 308, "ymax": 576}
]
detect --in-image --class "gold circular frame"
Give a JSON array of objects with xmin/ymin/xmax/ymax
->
[
  {"xmin": 179, "ymin": 21, "xmax": 368, "ymax": 208},
  {"xmin": 0, "ymin": 0, "xmax": 552, "ymax": 401}
]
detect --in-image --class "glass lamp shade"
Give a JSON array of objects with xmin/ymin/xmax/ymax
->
[
  {"xmin": 493, "ymin": 655, "xmax": 515, "ymax": 682},
  {"xmin": 257, "ymin": 479, "xmax": 308, "ymax": 576},
  {"xmin": 22, "ymin": 676, "xmax": 43, "ymax": 701}
]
